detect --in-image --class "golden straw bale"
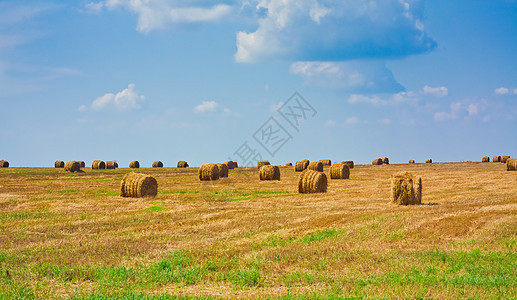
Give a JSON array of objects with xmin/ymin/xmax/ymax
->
[
  {"xmin": 120, "ymin": 173, "xmax": 157, "ymax": 198},
  {"xmin": 92, "ymin": 160, "xmax": 106, "ymax": 169},
  {"xmin": 382, "ymin": 157, "xmax": 390, "ymax": 165},
  {"xmin": 372, "ymin": 158, "xmax": 383, "ymax": 165},
  {"xmin": 426, "ymin": 158, "xmax": 433, "ymax": 164},
  {"xmin": 493, "ymin": 156, "xmax": 501, "ymax": 163},
  {"xmin": 295, "ymin": 160, "xmax": 310, "ymax": 172},
  {"xmin": 129, "ymin": 161, "xmax": 140, "ymax": 168},
  {"xmin": 506, "ymin": 158, "xmax": 517, "ymax": 171},
  {"xmin": 233, "ymin": 161, "xmax": 238, "ymax": 168},
  {"xmin": 341, "ymin": 161, "xmax": 354, "ymax": 169},
  {"xmin": 64, "ymin": 161, "xmax": 81, "ymax": 172},
  {"xmin": 308, "ymin": 161, "xmax": 323, "ymax": 172},
  {"xmin": 257, "ymin": 160, "xmax": 271, "ymax": 169},
  {"xmin": 78, "ymin": 161, "xmax": 85, "ymax": 168},
  {"xmin": 224, "ymin": 161, "xmax": 236, "ymax": 169},
  {"xmin": 391, "ymin": 172, "xmax": 422, "ymax": 205},
  {"xmin": 330, "ymin": 164, "xmax": 350, "ymax": 179},
  {"xmin": 106, "ymin": 161, "xmax": 118, "ymax": 169},
  {"xmin": 177, "ymin": 161, "xmax": 189, "ymax": 168},
  {"xmin": 0, "ymin": 160, "xmax": 9, "ymax": 168},
  {"xmin": 216, "ymin": 163, "xmax": 229, "ymax": 178},
  {"xmin": 481, "ymin": 156, "xmax": 489, "ymax": 163},
  {"xmin": 199, "ymin": 164, "xmax": 219, "ymax": 181},
  {"xmin": 54, "ymin": 160, "xmax": 64, "ymax": 168},
  {"xmin": 319, "ymin": 159, "xmax": 331, "ymax": 166},
  {"xmin": 152, "ymin": 161, "xmax": 163, "ymax": 168},
  {"xmin": 285, "ymin": 162, "xmax": 293, "ymax": 166},
  {"xmin": 408, "ymin": 160, "xmax": 415, "ymax": 164},
  {"xmin": 259, "ymin": 165, "xmax": 280, "ymax": 180},
  {"xmin": 501, "ymin": 155, "xmax": 511, "ymax": 163},
  {"xmin": 298, "ymin": 170, "xmax": 327, "ymax": 193},
  {"xmin": 466, "ymin": 160, "xmax": 472, "ymax": 163}
]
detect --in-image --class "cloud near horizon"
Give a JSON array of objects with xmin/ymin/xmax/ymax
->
[{"xmin": 80, "ymin": 83, "xmax": 145, "ymax": 111}]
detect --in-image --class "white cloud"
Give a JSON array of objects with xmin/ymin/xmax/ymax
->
[
  {"xmin": 434, "ymin": 100, "xmax": 486, "ymax": 121},
  {"xmin": 348, "ymin": 91, "xmax": 419, "ymax": 106},
  {"xmin": 84, "ymin": 83, "xmax": 145, "ymax": 111},
  {"xmin": 348, "ymin": 94, "xmax": 386, "ymax": 105},
  {"xmin": 345, "ymin": 117, "xmax": 360, "ymax": 126},
  {"xmin": 378, "ymin": 118, "xmax": 392, "ymax": 125},
  {"xmin": 514, "ymin": 88, "xmax": 517, "ymax": 95},
  {"xmin": 423, "ymin": 85, "xmax": 448, "ymax": 97},
  {"xmin": 324, "ymin": 120, "xmax": 336, "ymax": 127},
  {"xmin": 309, "ymin": 3, "xmax": 331, "ymax": 24},
  {"xmin": 467, "ymin": 103, "xmax": 479, "ymax": 117},
  {"xmin": 194, "ymin": 101, "xmax": 218, "ymax": 113},
  {"xmin": 495, "ymin": 87, "xmax": 509, "ymax": 95}
]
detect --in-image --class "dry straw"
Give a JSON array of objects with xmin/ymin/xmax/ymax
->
[
  {"xmin": 152, "ymin": 161, "xmax": 164, "ymax": 168},
  {"xmin": 224, "ymin": 161, "xmax": 236, "ymax": 169},
  {"xmin": 199, "ymin": 163, "xmax": 219, "ymax": 181},
  {"xmin": 120, "ymin": 173, "xmax": 157, "ymax": 198},
  {"xmin": 466, "ymin": 160, "xmax": 472, "ymax": 163},
  {"xmin": 319, "ymin": 159, "xmax": 331, "ymax": 166},
  {"xmin": 482, "ymin": 156, "xmax": 489, "ymax": 163},
  {"xmin": 330, "ymin": 164, "xmax": 350, "ymax": 179},
  {"xmin": 493, "ymin": 156, "xmax": 501, "ymax": 163},
  {"xmin": 64, "ymin": 161, "xmax": 81, "ymax": 172},
  {"xmin": 54, "ymin": 160, "xmax": 64, "ymax": 168},
  {"xmin": 506, "ymin": 158, "xmax": 517, "ymax": 171},
  {"xmin": 129, "ymin": 161, "xmax": 140, "ymax": 169},
  {"xmin": 341, "ymin": 161, "xmax": 354, "ymax": 169},
  {"xmin": 298, "ymin": 169, "xmax": 327, "ymax": 193},
  {"xmin": 426, "ymin": 158, "xmax": 433, "ymax": 164},
  {"xmin": 295, "ymin": 160, "xmax": 310, "ymax": 172},
  {"xmin": 382, "ymin": 157, "xmax": 390, "ymax": 165},
  {"xmin": 106, "ymin": 161, "xmax": 118, "ymax": 169},
  {"xmin": 92, "ymin": 160, "xmax": 106, "ymax": 170},
  {"xmin": 177, "ymin": 161, "xmax": 189, "ymax": 168},
  {"xmin": 0, "ymin": 160, "xmax": 8, "ymax": 168},
  {"xmin": 408, "ymin": 160, "xmax": 415, "ymax": 164},
  {"xmin": 372, "ymin": 158, "xmax": 383, "ymax": 165},
  {"xmin": 79, "ymin": 161, "xmax": 85, "ymax": 168},
  {"xmin": 308, "ymin": 161, "xmax": 323, "ymax": 172},
  {"xmin": 285, "ymin": 162, "xmax": 293, "ymax": 166},
  {"xmin": 391, "ymin": 172, "xmax": 422, "ymax": 205},
  {"xmin": 257, "ymin": 160, "xmax": 271, "ymax": 169},
  {"xmin": 216, "ymin": 163, "xmax": 229, "ymax": 178},
  {"xmin": 501, "ymin": 155, "xmax": 511, "ymax": 163},
  {"xmin": 259, "ymin": 165, "xmax": 280, "ymax": 180}
]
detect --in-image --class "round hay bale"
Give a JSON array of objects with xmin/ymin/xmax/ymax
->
[
  {"xmin": 319, "ymin": 159, "xmax": 331, "ymax": 166},
  {"xmin": 506, "ymin": 158, "xmax": 517, "ymax": 171},
  {"xmin": 152, "ymin": 161, "xmax": 163, "ymax": 168},
  {"xmin": 0, "ymin": 160, "xmax": 7, "ymax": 168},
  {"xmin": 501, "ymin": 155, "xmax": 511, "ymax": 164},
  {"xmin": 391, "ymin": 172, "xmax": 422, "ymax": 205},
  {"xmin": 257, "ymin": 160, "xmax": 271, "ymax": 169},
  {"xmin": 199, "ymin": 164, "xmax": 219, "ymax": 181},
  {"xmin": 330, "ymin": 164, "xmax": 350, "ymax": 179},
  {"xmin": 54, "ymin": 160, "xmax": 64, "ymax": 168},
  {"xmin": 466, "ymin": 160, "xmax": 472, "ymax": 163},
  {"xmin": 64, "ymin": 161, "xmax": 81, "ymax": 172},
  {"xmin": 129, "ymin": 161, "xmax": 140, "ymax": 169},
  {"xmin": 216, "ymin": 163, "xmax": 229, "ymax": 178},
  {"xmin": 308, "ymin": 161, "xmax": 323, "ymax": 172},
  {"xmin": 481, "ymin": 156, "xmax": 489, "ymax": 163},
  {"xmin": 285, "ymin": 162, "xmax": 293, "ymax": 166},
  {"xmin": 78, "ymin": 161, "xmax": 85, "ymax": 168},
  {"xmin": 372, "ymin": 158, "xmax": 383, "ymax": 165},
  {"xmin": 120, "ymin": 173, "xmax": 158, "ymax": 198},
  {"xmin": 408, "ymin": 160, "xmax": 415, "ymax": 164},
  {"xmin": 106, "ymin": 161, "xmax": 118, "ymax": 169},
  {"xmin": 224, "ymin": 160, "xmax": 236, "ymax": 169},
  {"xmin": 298, "ymin": 170, "xmax": 327, "ymax": 193},
  {"xmin": 177, "ymin": 161, "xmax": 189, "ymax": 168},
  {"xmin": 382, "ymin": 157, "xmax": 390, "ymax": 165},
  {"xmin": 295, "ymin": 160, "xmax": 310, "ymax": 172},
  {"xmin": 233, "ymin": 161, "xmax": 238, "ymax": 168},
  {"xmin": 341, "ymin": 161, "xmax": 354, "ymax": 169},
  {"xmin": 426, "ymin": 158, "xmax": 433, "ymax": 164},
  {"xmin": 259, "ymin": 165, "xmax": 280, "ymax": 180},
  {"xmin": 493, "ymin": 156, "xmax": 501, "ymax": 163},
  {"xmin": 92, "ymin": 160, "xmax": 106, "ymax": 169}
]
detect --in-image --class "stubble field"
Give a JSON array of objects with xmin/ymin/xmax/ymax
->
[{"xmin": 0, "ymin": 162, "xmax": 516, "ymax": 299}]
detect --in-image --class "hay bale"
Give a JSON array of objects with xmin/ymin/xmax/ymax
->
[
  {"xmin": 481, "ymin": 156, "xmax": 489, "ymax": 163},
  {"xmin": 257, "ymin": 160, "xmax": 271, "ymax": 169},
  {"xmin": 285, "ymin": 162, "xmax": 293, "ymax": 166},
  {"xmin": 391, "ymin": 172, "xmax": 422, "ymax": 205},
  {"xmin": 120, "ymin": 173, "xmax": 157, "ymax": 198},
  {"xmin": 152, "ymin": 161, "xmax": 163, "ymax": 168},
  {"xmin": 308, "ymin": 161, "xmax": 323, "ymax": 172},
  {"xmin": 341, "ymin": 161, "xmax": 354, "ymax": 169},
  {"xmin": 298, "ymin": 170, "xmax": 327, "ymax": 193},
  {"xmin": 330, "ymin": 164, "xmax": 350, "ymax": 179},
  {"xmin": 295, "ymin": 160, "xmax": 310, "ymax": 172},
  {"xmin": 426, "ymin": 158, "xmax": 433, "ymax": 164},
  {"xmin": 259, "ymin": 165, "xmax": 280, "ymax": 180},
  {"xmin": 54, "ymin": 160, "xmax": 64, "ymax": 168},
  {"xmin": 466, "ymin": 160, "xmax": 472, "ymax": 163},
  {"xmin": 0, "ymin": 160, "xmax": 8, "ymax": 168},
  {"xmin": 506, "ymin": 158, "xmax": 517, "ymax": 171},
  {"xmin": 493, "ymin": 156, "xmax": 501, "ymax": 163},
  {"xmin": 408, "ymin": 160, "xmax": 415, "ymax": 164},
  {"xmin": 319, "ymin": 159, "xmax": 331, "ymax": 166},
  {"xmin": 199, "ymin": 163, "xmax": 219, "ymax": 181},
  {"xmin": 372, "ymin": 158, "xmax": 383, "ymax": 165},
  {"xmin": 92, "ymin": 160, "xmax": 106, "ymax": 169},
  {"xmin": 501, "ymin": 155, "xmax": 511, "ymax": 163},
  {"xmin": 129, "ymin": 161, "xmax": 140, "ymax": 168},
  {"xmin": 216, "ymin": 163, "xmax": 229, "ymax": 178},
  {"xmin": 233, "ymin": 161, "xmax": 238, "ymax": 168},
  {"xmin": 224, "ymin": 160, "xmax": 236, "ymax": 169},
  {"xmin": 64, "ymin": 161, "xmax": 81, "ymax": 172},
  {"xmin": 106, "ymin": 161, "xmax": 118, "ymax": 169},
  {"xmin": 382, "ymin": 157, "xmax": 390, "ymax": 165},
  {"xmin": 177, "ymin": 161, "xmax": 189, "ymax": 168},
  {"xmin": 79, "ymin": 161, "xmax": 85, "ymax": 168}
]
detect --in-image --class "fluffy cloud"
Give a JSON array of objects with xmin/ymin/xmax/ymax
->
[
  {"xmin": 434, "ymin": 100, "xmax": 485, "ymax": 121},
  {"xmin": 494, "ymin": 87, "xmax": 510, "ymax": 95},
  {"xmin": 348, "ymin": 91, "xmax": 419, "ymax": 106},
  {"xmin": 423, "ymin": 85, "xmax": 448, "ymax": 97},
  {"xmin": 344, "ymin": 117, "xmax": 361, "ymax": 125},
  {"xmin": 82, "ymin": 83, "xmax": 145, "ymax": 111},
  {"xmin": 235, "ymin": 0, "xmax": 436, "ymax": 62},
  {"xmin": 193, "ymin": 101, "xmax": 218, "ymax": 113}
]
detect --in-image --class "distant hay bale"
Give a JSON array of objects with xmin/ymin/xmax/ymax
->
[
  {"xmin": 319, "ymin": 159, "xmax": 331, "ymax": 166},
  {"xmin": 382, "ymin": 157, "xmax": 390, "ymax": 165},
  {"xmin": 507, "ymin": 158, "xmax": 517, "ymax": 171},
  {"xmin": 426, "ymin": 159, "xmax": 433, "ymax": 164},
  {"xmin": 259, "ymin": 165, "xmax": 280, "ymax": 180},
  {"xmin": 216, "ymin": 163, "xmax": 229, "ymax": 178},
  {"xmin": 92, "ymin": 160, "xmax": 106, "ymax": 169},
  {"xmin": 466, "ymin": 160, "xmax": 472, "ymax": 163},
  {"xmin": 177, "ymin": 161, "xmax": 189, "ymax": 168},
  {"xmin": 295, "ymin": 160, "xmax": 310, "ymax": 172},
  {"xmin": 78, "ymin": 161, "xmax": 85, "ymax": 168},
  {"xmin": 308, "ymin": 161, "xmax": 323, "ymax": 172},
  {"xmin": 152, "ymin": 161, "xmax": 163, "ymax": 168},
  {"xmin": 408, "ymin": 160, "xmax": 415, "ymax": 164},
  {"xmin": 106, "ymin": 161, "xmax": 118, "ymax": 169},
  {"xmin": 0, "ymin": 160, "xmax": 9, "ymax": 168},
  {"xmin": 120, "ymin": 173, "xmax": 157, "ymax": 198},
  {"xmin": 224, "ymin": 160, "xmax": 236, "ymax": 169},
  {"xmin": 64, "ymin": 161, "xmax": 81, "ymax": 172},
  {"xmin": 372, "ymin": 158, "xmax": 383, "ymax": 165},
  {"xmin": 501, "ymin": 155, "xmax": 511, "ymax": 163},
  {"xmin": 493, "ymin": 156, "xmax": 501, "ymax": 163},
  {"xmin": 482, "ymin": 156, "xmax": 489, "ymax": 163},
  {"xmin": 257, "ymin": 160, "xmax": 271, "ymax": 169},
  {"xmin": 129, "ymin": 161, "xmax": 140, "ymax": 169},
  {"xmin": 54, "ymin": 160, "xmax": 64, "ymax": 168},
  {"xmin": 199, "ymin": 163, "xmax": 219, "ymax": 181},
  {"xmin": 233, "ymin": 161, "xmax": 238, "ymax": 168},
  {"xmin": 341, "ymin": 161, "xmax": 354, "ymax": 169},
  {"xmin": 391, "ymin": 172, "xmax": 422, "ymax": 205},
  {"xmin": 285, "ymin": 162, "xmax": 293, "ymax": 166},
  {"xmin": 298, "ymin": 170, "xmax": 327, "ymax": 193},
  {"xmin": 330, "ymin": 164, "xmax": 350, "ymax": 179}
]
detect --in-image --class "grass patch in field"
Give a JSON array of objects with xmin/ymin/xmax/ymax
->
[
  {"xmin": 0, "ymin": 211, "xmax": 54, "ymax": 220},
  {"xmin": 58, "ymin": 189, "xmax": 79, "ymax": 194},
  {"xmin": 142, "ymin": 205, "xmax": 164, "ymax": 212},
  {"xmin": 301, "ymin": 229, "xmax": 342, "ymax": 244},
  {"xmin": 159, "ymin": 190, "xmax": 201, "ymax": 195}
]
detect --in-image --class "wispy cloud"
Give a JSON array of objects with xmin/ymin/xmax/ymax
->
[
  {"xmin": 423, "ymin": 85, "xmax": 448, "ymax": 97},
  {"xmin": 80, "ymin": 83, "xmax": 145, "ymax": 111},
  {"xmin": 194, "ymin": 101, "xmax": 219, "ymax": 113},
  {"xmin": 494, "ymin": 87, "xmax": 509, "ymax": 95}
]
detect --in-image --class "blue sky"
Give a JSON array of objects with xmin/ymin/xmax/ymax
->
[{"xmin": 1, "ymin": 0, "xmax": 516, "ymax": 167}]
